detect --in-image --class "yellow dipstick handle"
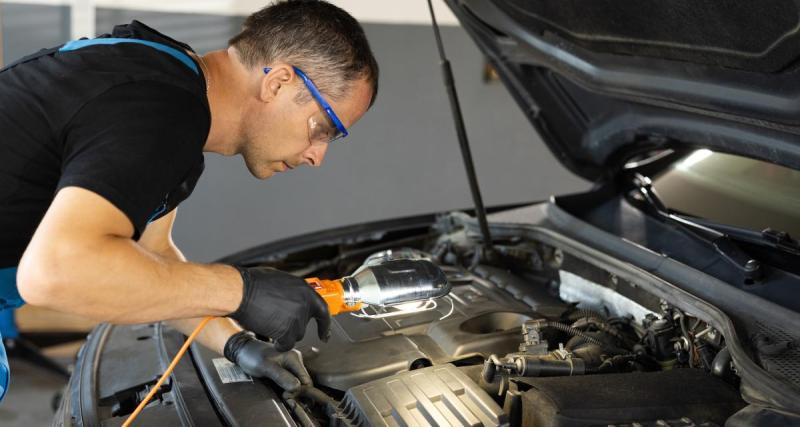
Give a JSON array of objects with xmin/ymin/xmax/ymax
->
[{"xmin": 305, "ymin": 277, "xmax": 363, "ymax": 315}]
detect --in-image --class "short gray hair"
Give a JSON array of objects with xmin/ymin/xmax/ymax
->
[{"xmin": 229, "ymin": 0, "xmax": 379, "ymax": 106}]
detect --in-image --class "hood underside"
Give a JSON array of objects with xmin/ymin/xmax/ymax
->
[{"xmin": 446, "ymin": 0, "xmax": 800, "ymax": 180}]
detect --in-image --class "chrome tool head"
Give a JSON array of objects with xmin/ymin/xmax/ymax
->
[{"xmin": 343, "ymin": 258, "xmax": 451, "ymax": 307}]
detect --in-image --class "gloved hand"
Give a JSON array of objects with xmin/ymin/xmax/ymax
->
[
  {"xmin": 229, "ymin": 266, "xmax": 331, "ymax": 351},
  {"xmin": 224, "ymin": 330, "xmax": 311, "ymax": 393}
]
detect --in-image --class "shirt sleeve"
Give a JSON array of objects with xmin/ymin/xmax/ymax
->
[{"xmin": 57, "ymin": 81, "xmax": 209, "ymax": 237}]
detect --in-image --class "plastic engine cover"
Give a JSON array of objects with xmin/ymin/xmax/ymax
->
[{"xmin": 337, "ymin": 363, "xmax": 508, "ymax": 426}]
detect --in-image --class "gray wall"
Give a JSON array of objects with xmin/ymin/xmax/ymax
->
[{"xmin": 1, "ymin": 4, "xmax": 587, "ymax": 262}]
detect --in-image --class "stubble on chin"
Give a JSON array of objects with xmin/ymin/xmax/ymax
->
[{"xmin": 241, "ymin": 152, "xmax": 275, "ymax": 180}]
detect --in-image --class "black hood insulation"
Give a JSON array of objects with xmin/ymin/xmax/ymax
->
[{"xmin": 446, "ymin": 0, "xmax": 800, "ymax": 180}]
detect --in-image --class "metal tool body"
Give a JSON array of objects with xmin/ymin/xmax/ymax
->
[{"xmin": 306, "ymin": 259, "xmax": 450, "ymax": 316}]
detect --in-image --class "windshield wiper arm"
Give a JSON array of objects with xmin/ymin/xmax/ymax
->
[
  {"xmin": 669, "ymin": 215, "xmax": 800, "ymax": 257},
  {"xmin": 630, "ymin": 174, "xmax": 800, "ymax": 258},
  {"xmin": 631, "ymin": 174, "xmax": 762, "ymax": 282},
  {"xmin": 761, "ymin": 228, "xmax": 800, "ymax": 255}
]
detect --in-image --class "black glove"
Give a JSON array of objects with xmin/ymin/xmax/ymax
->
[
  {"xmin": 224, "ymin": 331, "xmax": 311, "ymax": 393},
  {"xmin": 229, "ymin": 266, "xmax": 331, "ymax": 351}
]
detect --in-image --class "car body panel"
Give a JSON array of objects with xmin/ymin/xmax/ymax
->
[{"xmin": 447, "ymin": 0, "xmax": 800, "ymax": 179}]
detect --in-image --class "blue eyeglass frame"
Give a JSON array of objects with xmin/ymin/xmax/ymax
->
[{"xmin": 263, "ymin": 66, "xmax": 349, "ymax": 142}]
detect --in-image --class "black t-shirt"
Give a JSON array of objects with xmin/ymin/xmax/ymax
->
[{"xmin": 0, "ymin": 21, "xmax": 210, "ymax": 267}]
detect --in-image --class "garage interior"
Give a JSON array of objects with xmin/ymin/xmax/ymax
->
[
  {"xmin": 5, "ymin": 1, "xmax": 798, "ymax": 426},
  {"xmin": 0, "ymin": 1, "xmax": 586, "ymax": 424}
]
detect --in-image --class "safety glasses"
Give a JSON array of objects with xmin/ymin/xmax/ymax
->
[{"xmin": 263, "ymin": 66, "xmax": 349, "ymax": 143}]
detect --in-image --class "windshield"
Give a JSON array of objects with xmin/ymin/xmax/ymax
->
[{"xmin": 651, "ymin": 149, "xmax": 800, "ymax": 237}]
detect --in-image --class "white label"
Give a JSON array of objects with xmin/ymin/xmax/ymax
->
[{"xmin": 212, "ymin": 358, "xmax": 252, "ymax": 384}]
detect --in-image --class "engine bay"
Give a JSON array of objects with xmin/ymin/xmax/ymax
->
[
  {"xmin": 263, "ymin": 217, "xmax": 746, "ymax": 426},
  {"xmin": 67, "ymin": 212, "xmax": 779, "ymax": 427}
]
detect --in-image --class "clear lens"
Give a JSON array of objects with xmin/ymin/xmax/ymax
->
[{"xmin": 308, "ymin": 111, "xmax": 344, "ymax": 144}]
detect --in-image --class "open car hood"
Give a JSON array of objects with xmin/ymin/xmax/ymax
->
[{"xmin": 446, "ymin": 0, "xmax": 800, "ymax": 181}]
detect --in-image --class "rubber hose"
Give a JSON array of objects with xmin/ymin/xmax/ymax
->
[
  {"xmin": 712, "ymin": 347, "xmax": 732, "ymax": 378},
  {"xmin": 565, "ymin": 335, "xmax": 588, "ymax": 350},
  {"xmin": 543, "ymin": 321, "xmax": 605, "ymax": 347},
  {"xmin": 566, "ymin": 308, "xmax": 606, "ymax": 321}
]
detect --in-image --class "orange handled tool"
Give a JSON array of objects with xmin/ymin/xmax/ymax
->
[
  {"xmin": 305, "ymin": 277, "xmax": 363, "ymax": 315},
  {"xmin": 125, "ymin": 260, "xmax": 449, "ymax": 426},
  {"xmin": 305, "ymin": 259, "xmax": 450, "ymax": 316}
]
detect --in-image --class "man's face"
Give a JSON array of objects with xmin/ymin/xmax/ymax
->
[{"xmin": 240, "ymin": 66, "xmax": 373, "ymax": 179}]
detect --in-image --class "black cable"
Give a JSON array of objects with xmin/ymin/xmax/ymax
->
[
  {"xmin": 283, "ymin": 396, "xmax": 319, "ymax": 427},
  {"xmin": 565, "ymin": 308, "xmax": 607, "ymax": 322},
  {"xmin": 299, "ymin": 386, "xmax": 337, "ymax": 406},
  {"xmin": 283, "ymin": 387, "xmax": 341, "ymax": 427},
  {"xmin": 570, "ymin": 317, "xmax": 637, "ymax": 348},
  {"xmin": 543, "ymin": 321, "xmax": 605, "ymax": 347},
  {"xmin": 296, "ymin": 386, "xmax": 343, "ymax": 423}
]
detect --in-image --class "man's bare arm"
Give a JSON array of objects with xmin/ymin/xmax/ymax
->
[
  {"xmin": 17, "ymin": 187, "xmax": 243, "ymax": 323},
  {"xmin": 139, "ymin": 209, "xmax": 242, "ymax": 355},
  {"xmin": 139, "ymin": 210, "xmax": 316, "ymax": 394}
]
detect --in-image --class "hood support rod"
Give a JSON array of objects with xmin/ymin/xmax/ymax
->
[{"xmin": 427, "ymin": 0, "xmax": 493, "ymax": 252}]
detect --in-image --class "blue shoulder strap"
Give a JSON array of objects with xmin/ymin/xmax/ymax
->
[{"xmin": 59, "ymin": 38, "xmax": 199, "ymax": 75}]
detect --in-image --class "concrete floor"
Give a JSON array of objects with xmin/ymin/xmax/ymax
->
[
  {"xmin": 0, "ymin": 355, "xmax": 73, "ymax": 425},
  {"xmin": 0, "ymin": 306, "xmax": 93, "ymax": 426}
]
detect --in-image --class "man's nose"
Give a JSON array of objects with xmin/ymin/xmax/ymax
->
[{"xmin": 303, "ymin": 142, "xmax": 329, "ymax": 167}]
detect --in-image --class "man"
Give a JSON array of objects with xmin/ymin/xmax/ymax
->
[{"xmin": 0, "ymin": 0, "xmax": 379, "ymax": 400}]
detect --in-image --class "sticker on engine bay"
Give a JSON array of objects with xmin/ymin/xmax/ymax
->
[{"xmin": 212, "ymin": 358, "xmax": 253, "ymax": 384}]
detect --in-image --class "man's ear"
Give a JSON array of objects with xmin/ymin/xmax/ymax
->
[{"xmin": 260, "ymin": 63, "xmax": 294, "ymax": 103}]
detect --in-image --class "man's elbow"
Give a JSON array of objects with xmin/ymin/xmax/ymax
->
[
  {"xmin": 17, "ymin": 263, "xmax": 59, "ymax": 307},
  {"xmin": 17, "ymin": 246, "xmax": 75, "ymax": 308}
]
